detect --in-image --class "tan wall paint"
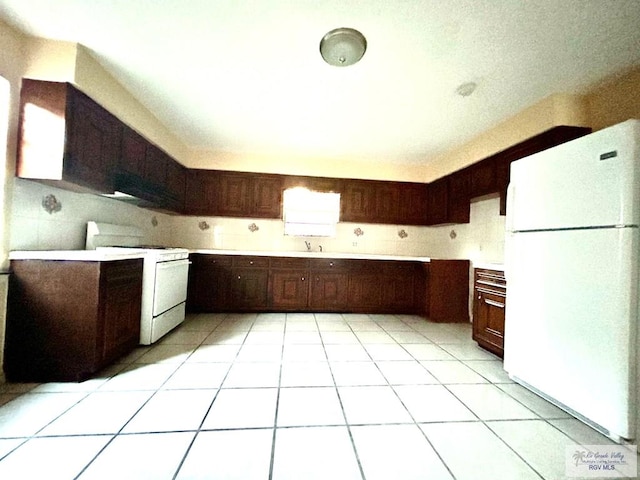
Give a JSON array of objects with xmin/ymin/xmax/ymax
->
[
  {"xmin": 73, "ymin": 45, "xmax": 190, "ymax": 164},
  {"xmin": 188, "ymin": 148, "xmax": 428, "ymax": 182},
  {"xmin": 424, "ymin": 93, "xmax": 590, "ymax": 182},
  {"xmin": 0, "ymin": 18, "xmax": 29, "ymax": 270},
  {"xmin": 22, "ymin": 37, "xmax": 77, "ymax": 81},
  {"xmin": 586, "ymin": 66, "xmax": 640, "ymax": 132},
  {"xmin": 0, "ymin": 19, "xmax": 29, "ymax": 382}
]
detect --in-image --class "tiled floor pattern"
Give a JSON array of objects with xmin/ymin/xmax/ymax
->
[{"xmin": 0, "ymin": 313, "xmax": 631, "ymax": 479}]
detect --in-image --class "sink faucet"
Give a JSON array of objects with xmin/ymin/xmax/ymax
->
[
  {"xmin": 305, "ymin": 241, "xmax": 311, "ymax": 252},
  {"xmin": 319, "ymin": 245, "xmax": 323, "ymax": 252}
]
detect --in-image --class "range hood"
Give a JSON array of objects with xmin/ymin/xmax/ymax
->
[{"xmin": 101, "ymin": 173, "xmax": 181, "ymax": 212}]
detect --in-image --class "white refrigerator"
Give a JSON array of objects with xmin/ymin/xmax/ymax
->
[{"xmin": 504, "ymin": 119, "xmax": 640, "ymax": 443}]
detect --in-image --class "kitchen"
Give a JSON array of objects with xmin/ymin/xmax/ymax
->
[{"xmin": 1, "ymin": 1, "xmax": 640, "ymax": 479}]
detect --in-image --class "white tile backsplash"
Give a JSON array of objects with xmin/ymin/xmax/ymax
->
[
  {"xmin": 10, "ymin": 179, "xmax": 173, "ymax": 251},
  {"xmin": 10, "ymin": 179, "xmax": 506, "ymax": 264}
]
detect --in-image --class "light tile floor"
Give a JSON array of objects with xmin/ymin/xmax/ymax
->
[{"xmin": 0, "ymin": 313, "xmax": 633, "ymax": 479}]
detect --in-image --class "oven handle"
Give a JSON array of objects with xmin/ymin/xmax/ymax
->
[{"xmin": 156, "ymin": 259, "xmax": 191, "ymax": 269}]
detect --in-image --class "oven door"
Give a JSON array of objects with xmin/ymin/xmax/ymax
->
[{"xmin": 152, "ymin": 259, "xmax": 190, "ymax": 316}]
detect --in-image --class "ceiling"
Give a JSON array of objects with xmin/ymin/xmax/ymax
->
[{"xmin": 1, "ymin": 0, "xmax": 639, "ymax": 166}]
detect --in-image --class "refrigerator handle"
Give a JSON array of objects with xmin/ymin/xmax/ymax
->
[
  {"xmin": 504, "ymin": 181, "xmax": 515, "ymax": 284},
  {"xmin": 505, "ymin": 181, "xmax": 515, "ymax": 233}
]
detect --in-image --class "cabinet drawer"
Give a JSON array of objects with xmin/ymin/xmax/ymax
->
[
  {"xmin": 309, "ymin": 258, "xmax": 348, "ymax": 271},
  {"xmin": 381, "ymin": 261, "xmax": 420, "ymax": 275},
  {"xmin": 474, "ymin": 268, "xmax": 506, "ymax": 293},
  {"xmin": 194, "ymin": 255, "xmax": 233, "ymax": 268},
  {"xmin": 232, "ymin": 256, "xmax": 270, "ymax": 269},
  {"xmin": 270, "ymin": 257, "xmax": 309, "ymax": 269}
]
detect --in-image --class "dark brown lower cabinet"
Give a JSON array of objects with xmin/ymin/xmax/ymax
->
[
  {"xmin": 5, "ymin": 259, "xmax": 143, "ymax": 382},
  {"xmin": 472, "ymin": 268, "xmax": 506, "ymax": 357},
  {"xmin": 271, "ymin": 270, "xmax": 309, "ymax": 309},
  {"xmin": 309, "ymin": 273, "xmax": 349, "ymax": 311},
  {"xmin": 428, "ymin": 259, "xmax": 470, "ymax": 322},
  {"xmin": 187, "ymin": 254, "xmax": 429, "ymax": 314}
]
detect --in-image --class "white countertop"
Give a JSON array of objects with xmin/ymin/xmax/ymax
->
[
  {"xmin": 473, "ymin": 262, "xmax": 505, "ymax": 271},
  {"xmin": 9, "ymin": 250, "xmax": 146, "ymax": 262},
  {"xmin": 190, "ymin": 249, "xmax": 431, "ymax": 262}
]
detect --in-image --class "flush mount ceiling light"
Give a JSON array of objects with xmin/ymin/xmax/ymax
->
[
  {"xmin": 456, "ymin": 81, "xmax": 478, "ymax": 97},
  {"xmin": 320, "ymin": 27, "xmax": 367, "ymax": 67}
]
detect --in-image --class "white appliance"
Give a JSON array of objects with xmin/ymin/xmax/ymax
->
[
  {"xmin": 504, "ymin": 119, "xmax": 640, "ymax": 443},
  {"xmin": 86, "ymin": 221, "xmax": 190, "ymax": 345}
]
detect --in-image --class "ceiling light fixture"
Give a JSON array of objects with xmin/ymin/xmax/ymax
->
[
  {"xmin": 320, "ymin": 27, "xmax": 367, "ymax": 67},
  {"xmin": 456, "ymin": 81, "xmax": 478, "ymax": 97}
]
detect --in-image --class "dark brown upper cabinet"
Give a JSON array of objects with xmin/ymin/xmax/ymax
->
[
  {"xmin": 117, "ymin": 125, "xmax": 185, "ymax": 211},
  {"xmin": 341, "ymin": 179, "xmax": 376, "ymax": 223},
  {"xmin": 17, "ymin": 79, "xmax": 121, "ymax": 194},
  {"xmin": 184, "ymin": 169, "xmax": 219, "ymax": 215},
  {"xmin": 185, "ymin": 170, "xmax": 283, "ymax": 218},
  {"xmin": 342, "ymin": 179, "xmax": 428, "ymax": 225},
  {"xmin": 397, "ymin": 183, "xmax": 428, "ymax": 225},
  {"xmin": 426, "ymin": 178, "xmax": 449, "ymax": 225}
]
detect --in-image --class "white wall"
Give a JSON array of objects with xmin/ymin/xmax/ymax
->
[
  {"xmin": 10, "ymin": 179, "xmax": 506, "ymax": 263},
  {"xmin": 169, "ymin": 195, "xmax": 505, "ymax": 263},
  {"xmin": 10, "ymin": 179, "xmax": 174, "ymax": 250}
]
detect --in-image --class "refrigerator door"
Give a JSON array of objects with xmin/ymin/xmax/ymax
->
[
  {"xmin": 504, "ymin": 226, "xmax": 638, "ymax": 440},
  {"xmin": 507, "ymin": 119, "xmax": 640, "ymax": 232}
]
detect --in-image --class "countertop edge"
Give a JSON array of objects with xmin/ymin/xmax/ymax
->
[
  {"xmin": 472, "ymin": 262, "xmax": 505, "ymax": 271},
  {"xmin": 190, "ymin": 249, "xmax": 431, "ymax": 262},
  {"xmin": 9, "ymin": 251, "xmax": 147, "ymax": 262}
]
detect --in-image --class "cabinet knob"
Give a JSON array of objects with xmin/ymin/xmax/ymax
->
[
  {"xmin": 329, "ymin": 262, "xmax": 334, "ymax": 267},
  {"xmin": 249, "ymin": 261, "xmax": 254, "ymax": 265},
  {"xmin": 237, "ymin": 275, "xmax": 241, "ymax": 280},
  {"xmin": 301, "ymin": 277, "xmax": 305, "ymax": 282}
]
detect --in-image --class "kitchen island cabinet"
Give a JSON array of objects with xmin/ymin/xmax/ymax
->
[
  {"xmin": 472, "ymin": 267, "xmax": 506, "ymax": 357},
  {"xmin": 5, "ymin": 258, "xmax": 143, "ymax": 382}
]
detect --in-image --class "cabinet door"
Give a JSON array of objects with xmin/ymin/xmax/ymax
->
[
  {"xmin": 120, "ymin": 127, "xmax": 147, "ymax": 177},
  {"xmin": 165, "ymin": 159, "xmax": 186, "ymax": 209},
  {"xmin": 271, "ymin": 270, "xmax": 309, "ymax": 309},
  {"xmin": 375, "ymin": 182, "xmax": 400, "ymax": 223},
  {"xmin": 426, "ymin": 178, "xmax": 449, "ymax": 225},
  {"xmin": 253, "ymin": 175, "xmax": 283, "ymax": 218},
  {"xmin": 398, "ymin": 183, "xmax": 428, "ymax": 225},
  {"xmin": 144, "ymin": 144, "xmax": 168, "ymax": 187},
  {"xmin": 65, "ymin": 88, "xmax": 120, "ymax": 192},
  {"xmin": 100, "ymin": 260, "xmax": 143, "ymax": 365},
  {"xmin": 469, "ymin": 158, "xmax": 496, "ymax": 199},
  {"xmin": 309, "ymin": 273, "xmax": 348, "ymax": 311},
  {"xmin": 187, "ymin": 255, "xmax": 232, "ymax": 311},
  {"xmin": 473, "ymin": 289, "xmax": 505, "ymax": 355},
  {"xmin": 447, "ymin": 169, "xmax": 471, "ymax": 224},
  {"xmin": 381, "ymin": 263, "xmax": 421, "ymax": 313},
  {"xmin": 347, "ymin": 271, "xmax": 382, "ymax": 311},
  {"xmin": 341, "ymin": 180, "xmax": 376, "ymax": 222},
  {"xmin": 185, "ymin": 169, "xmax": 219, "ymax": 214},
  {"xmin": 218, "ymin": 172, "xmax": 250, "ymax": 216},
  {"xmin": 230, "ymin": 269, "xmax": 269, "ymax": 309}
]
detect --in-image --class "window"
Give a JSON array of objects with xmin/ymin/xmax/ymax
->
[{"xmin": 283, "ymin": 188, "xmax": 340, "ymax": 237}]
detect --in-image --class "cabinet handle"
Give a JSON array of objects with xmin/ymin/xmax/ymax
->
[{"xmin": 485, "ymin": 299, "xmax": 505, "ymax": 308}]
